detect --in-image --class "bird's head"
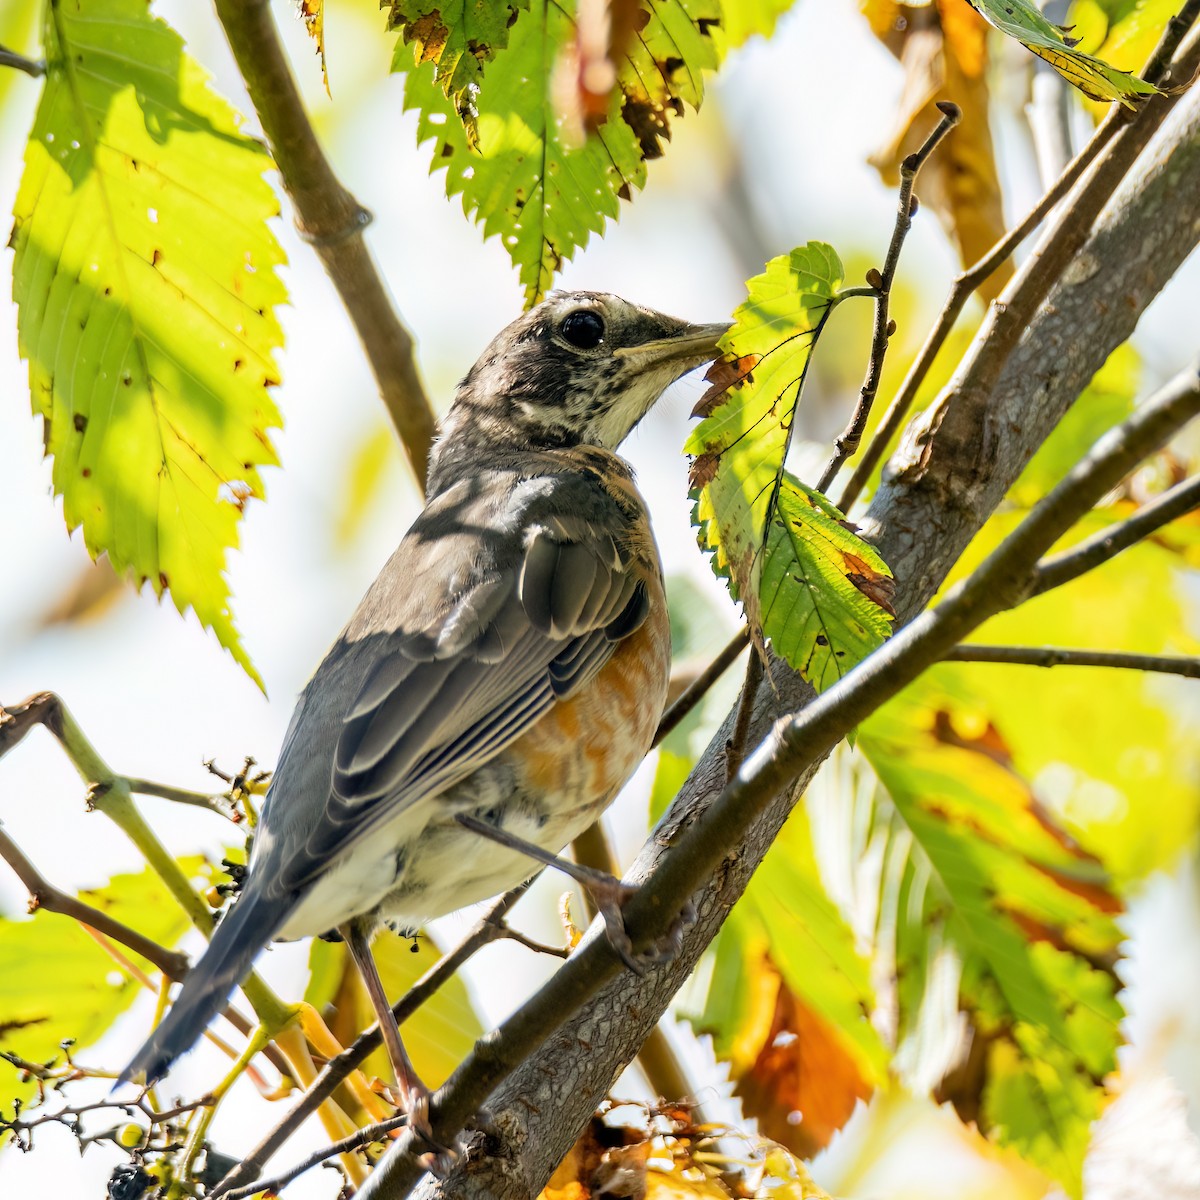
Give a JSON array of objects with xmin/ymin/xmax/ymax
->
[{"xmin": 431, "ymin": 292, "xmax": 727, "ymax": 486}]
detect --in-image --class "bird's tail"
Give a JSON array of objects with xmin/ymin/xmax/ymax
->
[{"xmin": 120, "ymin": 885, "xmax": 294, "ymax": 1087}]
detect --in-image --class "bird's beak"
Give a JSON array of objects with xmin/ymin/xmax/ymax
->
[{"xmin": 613, "ymin": 321, "xmax": 731, "ymax": 374}]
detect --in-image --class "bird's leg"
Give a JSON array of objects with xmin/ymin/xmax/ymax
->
[
  {"xmin": 341, "ymin": 922, "xmax": 437, "ymax": 1147},
  {"xmin": 454, "ymin": 814, "xmax": 689, "ymax": 972}
]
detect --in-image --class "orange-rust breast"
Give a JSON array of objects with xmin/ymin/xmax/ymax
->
[{"xmin": 507, "ymin": 569, "xmax": 671, "ymax": 811}]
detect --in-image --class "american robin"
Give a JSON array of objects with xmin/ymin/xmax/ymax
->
[{"xmin": 121, "ymin": 291, "xmax": 727, "ymax": 1128}]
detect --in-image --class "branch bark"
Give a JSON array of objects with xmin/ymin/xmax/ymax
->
[
  {"xmin": 211, "ymin": 0, "xmax": 437, "ymax": 488},
  {"xmin": 357, "ymin": 77, "xmax": 1200, "ymax": 1200}
]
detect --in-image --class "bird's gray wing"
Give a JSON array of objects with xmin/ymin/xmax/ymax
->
[{"xmin": 264, "ymin": 468, "xmax": 652, "ymax": 894}]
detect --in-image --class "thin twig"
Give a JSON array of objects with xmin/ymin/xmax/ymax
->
[
  {"xmin": 125, "ymin": 777, "xmax": 239, "ymax": 820},
  {"xmin": 653, "ymin": 629, "xmax": 749, "ymax": 748},
  {"xmin": 0, "ymin": 43, "xmax": 44, "ymax": 77},
  {"xmin": 220, "ymin": 1113, "xmax": 412, "ymax": 1200},
  {"xmin": 944, "ymin": 645, "xmax": 1200, "ymax": 677},
  {"xmin": 211, "ymin": 0, "xmax": 437, "ymax": 487},
  {"xmin": 837, "ymin": 8, "xmax": 1200, "ymax": 512},
  {"xmin": 1031, "ymin": 473, "xmax": 1200, "ymax": 595},
  {"xmin": 0, "ymin": 825, "xmax": 190, "ymax": 979},
  {"xmin": 212, "ymin": 886, "xmax": 529, "ymax": 1197},
  {"xmin": 497, "ymin": 926, "xmax": 570, "ymax": 959},
  {"xmin": 815, "ymin": 102, "xmax": 961, "ymax": 494}
]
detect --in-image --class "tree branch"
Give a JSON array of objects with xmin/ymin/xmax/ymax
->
[
  {"xmin": 211, "ymin": 887, "xmax": 528, "ymax": 1196},
  {"xmin": 0, "ymin": 825, "xmax": 190, "ymax": 979},
  {"xmin": 1031, "ymin": 472, "xmax": 1200, "ymax": 595},
  {"xmin": 837, "ymin": 8, "xmax": 1200, "ymax": 511},
  {"xmin": 944, "ymin": 645, "xmax": 1200, "ymax": 678},
  {"xmin": 653, "ymin": 629, "xmax": 748, "ymax": 747},
  {"xmin": 210, "ymin": 0, "xmax": 437, "ymax": 488},
  {"xmin": 816, "ymin": 102, "xmax": 960, "ymax": 493},
  {"xmin": 358, "ymin": 76, "xmax": 1200, "ymax": 1200}
]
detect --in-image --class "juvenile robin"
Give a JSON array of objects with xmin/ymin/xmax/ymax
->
[{"xmin": 121, "ymin": 292, "xmax": 727, "ymax": 1128}]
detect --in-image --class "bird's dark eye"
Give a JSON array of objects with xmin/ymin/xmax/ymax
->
[{"xmin": 560, "ymin": 309, "xmax": 605, "ymax": 350}]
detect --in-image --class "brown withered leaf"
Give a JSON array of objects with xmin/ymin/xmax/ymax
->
[
  {"xmin": 541, "ymin": 1116, "xmax": 651, "ymax": 1200},
  {"xmin": 863, "ymin": 0, "xmax": 1010, "ymax": 302},
  {"xmin": 691, "ymin": 353, "xmax": 758, "ymax": 418},
  {"xmin": 733, "ymin": 958, "xmax": 874, "ymax": 1160},
  {"xmin": 842, "ymin": 551, "xmax": 898, "ymax": 616},
  {"xmin": 688, "ymin": 450, "xmax": 721, "ymax": 491},
  {"xmin": 298, "ymin": 0, "xmax": 329, "ymax": 96}
]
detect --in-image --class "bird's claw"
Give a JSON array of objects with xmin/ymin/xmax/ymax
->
[
  {"xmin": 589, "ymin": 882, "xmax": 696, "ymax": 973},
  {"xmin": 381, "ymin": 1083, "xmax": 457, "ymax": 1175}
]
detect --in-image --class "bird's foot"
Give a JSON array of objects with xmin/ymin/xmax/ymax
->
[
  {"xmin": 380, "ymin": 1082, "xmax": 457, "ymax": 1176},
  {"xmin": 585, "ymin": 878, "xmax": 696, "ymax": 974}
]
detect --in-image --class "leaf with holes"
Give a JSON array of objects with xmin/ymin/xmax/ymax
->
[
  {"xmin": 10, "ymin": 0, "xmax": 286, "ymax": 686},
  {"xmin": 686, "ymin": 243, "xmax": 893, "ymax": 688},
  {"xmin": 964, "ymin": 0, "xmax": 1158, "ymax": 107},
  {"xmin": 385, "ymin": 0, "xmax": 528, "ymax": 142},
  {"xmin": 393, "ymin": 0, "xmax": 720, "ymax": 304}
]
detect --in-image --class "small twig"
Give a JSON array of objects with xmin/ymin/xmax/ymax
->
[
  {"xmin": 211, "ymin": 0, "xmax": 437, "ymax": 487},
  {"xmin": 724, "ymin": 650, "xmax": 764, "ymax": 783},
  {"xmin": 497, "ymin": 926, "xmax": 570, "ymax": 959},
  {"xmin": 211, "ymin": 886, "xmax": 529, "ymax": 1197},
  {"xmin": 220, "ymin": 1113, "xmax": 411, "ymax": 1200},
  {"xmin": 0, "ymin": 825, "xmax": 190, "ymax": 979},
  {"xmin": 653, "ymin": 628, "xmax": 749, "ymax": 748},
  {"xmin": 125, "ymin": 777, "xmax": 239, "ymax": 820},
  {"xmin": 837, "ymin": 8, "xmax": 1200, "ymax": 513},
  {"xmin": 0, "ymin": 43, "xmax": 44, "ymax": 78},
  {"xmin": 1031, "ymin": 472, "xmax": 1200, "ymax": 595},
  {"xmin": 945, "ymin": 644, "xmax": 1200, "ymax": 678},
  {"xmin": 815, "ymin": 102, "xmax": 961, "ymax": 495}
]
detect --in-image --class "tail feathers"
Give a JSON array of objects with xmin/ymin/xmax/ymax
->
[{"xmin": 120, "ymin": 887, "xmax": 294, "ymax": 1087}]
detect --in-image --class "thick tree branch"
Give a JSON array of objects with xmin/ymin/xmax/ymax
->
[
  {"xmin": 211, "ymin": 0, "xmax": 437, "ymax": 488},
  {"xmin": 944, "ymin": 645, "xmax": 1200, "ymax": 678},
  {"xmin": 356, "ymin": 77, "xmax": 1200, "ymax": 1200}
]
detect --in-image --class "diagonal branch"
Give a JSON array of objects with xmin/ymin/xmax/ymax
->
[
  {"xmin": 359, "ymin": 71, "xmax": 1200, "ymax": 1200},
  {"xmin": 211, "ymin": 0, "xmax": 437, "ymax": 488},
  {"xmin": 1032, "ymin": 472, "xmax": 1200, "ymax": 595}
]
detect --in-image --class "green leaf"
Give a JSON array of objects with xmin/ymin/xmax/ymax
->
[
  {"xmin": 711, "ymin": 0, "xmax": 801, "ymax": 51},
  {"xmin": 831, "ymin": 675, "xmax": 1125, "ymax": 1194},
  {"xmin": 760, "ymin": 477, "xmax": 895, "ymax": 692},
  {"xmin": 10, "ymin": 0, "xmax": 287, "ymax": 686},
  {"xmin": 964, "ymin": 0, "xmax": 1159, "ymax": 107},
  {"xmin": 0, "ymin": 860, "xmax": 203, "ymax": 1111},
  {"xmin": 394, "ymin": 0, "xmax": 721, "ymax": 304},
  {"xmin": 686, "ymin": 244, "xmax": 894, "ymax": 689}
]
